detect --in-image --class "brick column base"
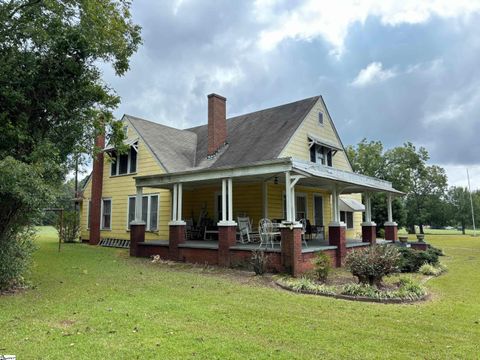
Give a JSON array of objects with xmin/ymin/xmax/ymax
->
[
  {"xmin": 361, "ymin": 222, "xmax": 376, "ymax": 245},
  {"xmin": 281, "ymin": 225, "xmax": 303, "ymax": 277},
  {"xmin": 169, "ymin": 224, "xmax": 186, "ymax": 260},
  {"xmin": 130, "ymin": 223, "xmax": 146, "ymax": 257},
  {"xmin": 329, "ymin": 224, "xmax": 347, "ymax": 267},
  {"xmin": 218, "ymin": 225, "xmax": 237, "ymax": 267},
  {"xmin": 384, "ymin": 222, "xmax": 398, "ymax": 242}
]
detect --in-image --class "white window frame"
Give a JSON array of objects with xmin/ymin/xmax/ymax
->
[
  {"xmin": 101, "ymin": 198, "xmax": 112, "ymax": 230},
  {"xmin": 110, "ymin": 144, "xmax": 138, "ymax": 176},
  {"xmin": 127, "ymin": 193, "xmax": 159, "ymax": 231},
  {"xmin": 340, "ymin": 211, "xmax": 354, "ymax": 230},
  {"xmin": 282, "ymin": 191, "xmax": 308, "ymax": 221}
]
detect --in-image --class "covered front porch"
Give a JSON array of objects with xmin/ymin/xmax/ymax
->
[{"xmin": 130, "ymin": 158, "xmax": 402, "ymax": 275}]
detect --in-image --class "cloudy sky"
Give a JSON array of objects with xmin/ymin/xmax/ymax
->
[{"xmin": 102, "ymin": 0, "xmax": 480, "ymax": 189}]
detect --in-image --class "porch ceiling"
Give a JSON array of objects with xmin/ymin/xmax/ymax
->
[{"xmin": 134, "ymin": 157, "xmax": 403, "ymax": 195}]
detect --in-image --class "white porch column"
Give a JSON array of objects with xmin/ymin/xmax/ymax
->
[
  {"xmin": 134, "ymin": 186, "xmax": 143, "ymax": 222},
  {"xmin": 172, "ymin": 183, "xmax": 178, "ymax": 221},
  {"xmin": 262, "ymin": 181, "xmax": 268, "ymax": 218},
  {"xmin": 221, "ymin": 178, "xmax": 227, "ymax": 222},
  {"xmin": 331, "ymin": 186, "xmax": 338, "ymax": 223},
  {"xmin": 387, "ymin": 193, "xmax": 393, "ymax": 223},
  {"xmin": 365, "ymin": 192, "xmax": 371, "ymax": 222},
  {"xmin": 285, "ymin": 172, "xmax": 292, "ymax": 222},
  {"xmin": 178, "ymin": 183, "xmax": 183, "ymax": 222},
  {"xmin": 228, "ymin": 178, "xmax": 233, "ymax": 222},
  {"xmin": 291, "ymin": 186, "xmax": 296, "ymax": 222},
  {"xmin": 218, "ymin": 178, "xmax": 236, "ymax": 226}
]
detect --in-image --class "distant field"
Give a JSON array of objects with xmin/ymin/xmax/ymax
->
[{"xmin": 423, "ymin": 228, "xmax": 479, "ymax": 236}]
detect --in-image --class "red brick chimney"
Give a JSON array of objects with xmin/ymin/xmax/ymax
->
[
  {"xmin": 89, "ymin": 127, "xmax": 105, "ymax": 245},
  {"xmin": 207, "ymin": 93, "xmax": 227, "ymax": 156}
]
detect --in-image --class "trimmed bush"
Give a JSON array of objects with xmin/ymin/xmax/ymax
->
[
  {"xmin": 311, "ymin": 252, "xmax": 332, "ymax": 282},
  {"xmin": 345, "ymin": 245, "xmax": 401, "ymax": 287},
  {"xmin": 0, "ymin": 227, "xmax": 37, "ymax": 291},
  {"xmin": 398, "ymin": 247, "xmax": 440, "ymax": 273}
]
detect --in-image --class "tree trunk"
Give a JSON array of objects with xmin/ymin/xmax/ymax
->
[{"xmin": 419, "ymin": 224, "xmax": 424, "ymax": 235}]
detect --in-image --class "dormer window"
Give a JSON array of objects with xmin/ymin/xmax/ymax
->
[
  {"xmin": 308, "ymin": 134, "xmax": 342, "ymax": 167},
  {"xmin": 106, "ymin": 140, "xmax": 138, "ymax": 176}
]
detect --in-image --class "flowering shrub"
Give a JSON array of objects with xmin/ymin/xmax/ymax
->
[{"xmin": 345, "ymin": 245, "xmax": 401, "ymax": 287}]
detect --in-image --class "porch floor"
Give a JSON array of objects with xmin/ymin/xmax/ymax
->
[{"xmin": 140, "ymin": 238, "xmax": 392, "ymax": 253}]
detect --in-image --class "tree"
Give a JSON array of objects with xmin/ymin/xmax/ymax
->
[
  {"xmin": 446, "ymin": 186, "xmax": 474, "ymax": 234},
  {"xmin": 384, "ymin": 143, "xmax": 447, "ymax": 234},
  {"xmin": 347, "ymin": 140, "xmax": 448, "ymax": 234},
  {"xmin": 0, "ymin": 0, "xmax": 141, "ymax": 289}
]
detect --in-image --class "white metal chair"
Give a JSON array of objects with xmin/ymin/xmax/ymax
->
[
  {"xmin": 299, "ymin": 219, "xmax": 308, "ymax": 248},
  {"xmin": 259, "ymin": 218, "xmax": 281, "ymax": 248}
]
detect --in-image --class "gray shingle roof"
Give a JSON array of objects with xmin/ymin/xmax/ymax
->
[
  {"xmin": 125, "ymin": 115, "xmax": 197, "ymax": 172},
  {"xmin": 124, "ymin": 96, "xmax": 319, "ymax": 173}
]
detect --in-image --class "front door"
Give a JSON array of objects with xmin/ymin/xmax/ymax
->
[{"xmin": 314, "ymin": 195, "xmax": 323, "ymax": 226}]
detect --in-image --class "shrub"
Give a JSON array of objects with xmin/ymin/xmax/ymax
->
[
  {"xmin": 428, "ymin": 245, "xmax": 444, "ymax": 257},
  {"xmin": 55, "ymin": 211, "xmax": 80, "ymax": 243},
  {"xmin": 345, "ymin": 245, "xmax": 401, "ymax": 287},
  {"xmin": 250, "ymin": 250, "xmax": 269, "ymax": 275},
  {"xmin": 419, "ymin": 263, "xmax": 447, "ymax": 276},
  {"xmin": 311, "ymin": 252, "xmax": 332, "ymax": 282},
  {"xmin": 280, "ymin": 277, "xmax": 336, "ymax": 295},
  {"xmin": 0, "ymin": 227, "xmax": 37, "ymax": 291},
  {"xmin": 398, "ymin": 248, "xmax": 440, "ymax": 273},
  {"xmin": 342, "ymin": 277, "xmax": 426, "ymax": 300},
  {"xmin": 378, "ymin": 228, "xmax": 385, "ymax": 239}
]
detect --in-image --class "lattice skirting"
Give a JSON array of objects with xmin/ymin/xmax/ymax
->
[{"xmin": 98, "ymin": 238, "xmax": 130, "ymax": 248}]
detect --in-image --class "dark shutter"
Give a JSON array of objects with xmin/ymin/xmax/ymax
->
[
  {"xmin": 130, "ymin": 147, "xmax": 137, "ymax": 173},
  {"xmin": 110, "ymin": 153, "xmax": 117, "ymax": 176},
  {"xmin": 310, "ymin": 145, "xmax": 316, "ymax": 162},
  {"xmin": 327, "ymin": 150, "xmax": 332, "ymax": 166}
]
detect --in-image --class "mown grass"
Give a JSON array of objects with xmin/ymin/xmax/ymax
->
[{"xmin": 1, "ymin": 227, "xmax": 480, "ymax": 359}]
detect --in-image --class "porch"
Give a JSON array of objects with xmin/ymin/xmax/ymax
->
[{"xmin": 130, "ymin": 158, "xmax": 402, "ymax": 276}]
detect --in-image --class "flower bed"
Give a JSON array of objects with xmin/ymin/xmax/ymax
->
[{"xmin": 275, "ymin": 275, "xmax": 429, "ymax": 304}]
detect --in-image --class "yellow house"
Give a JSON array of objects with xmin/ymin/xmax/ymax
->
[{"xmin": 80, "ymin": 94, "xmax": 401, "ymax": 275}]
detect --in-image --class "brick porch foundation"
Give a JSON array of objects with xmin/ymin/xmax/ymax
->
[
  {"xmin": 384, "ymin": 222, "xmax": 398, "ymax": 242},
  {"xmin": 169, "ymin": 224, "xmax": 186, "ymax": 260},
  {"xmin": 218, "ymin": 225, "xmax": 237, "ymax": 266},
  {"xmin": 329, "ymin": 224, "xmax": 346, "ymax": 267},
  {"xmin": 361, "ymin": 222, "xmax": 376, "ymax": 245},
  {"xmin": 280, "ymin": 225, "xmax": 303, "ymax": 277}
]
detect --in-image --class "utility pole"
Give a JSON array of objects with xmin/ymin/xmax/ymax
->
[{"xmin": 467, "ymin": 169, "xmax": 476, "ymax": 237}]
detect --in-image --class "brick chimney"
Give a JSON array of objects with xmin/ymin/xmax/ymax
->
[
  {"xmin": 89, "ymin": 127, "xmax": 105, "ymax": 245},
  {"xmin": 207, "ymin": 93, "xmax": 227, "ymax": 156}
]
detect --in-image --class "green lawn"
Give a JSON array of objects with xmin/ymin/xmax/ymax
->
[{"xmin": 1, "ymin": 228, "xmax": 480, "ymax": 359}]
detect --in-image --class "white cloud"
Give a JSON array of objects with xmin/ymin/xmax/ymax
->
[
  {"xmin": 350, "ymin": 62, "xmax": 396, "ymax": 87},
  {"xmin": 254, "ymin": 0, "xmax": 480, "ymax": 56},
  {"xmin": 443, "ymin": 164, "xmax": 480, "ymax": 190}
]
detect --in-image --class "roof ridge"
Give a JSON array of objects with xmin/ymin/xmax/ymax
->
[
  {"xmin": 186, "ymin": 95, "xmax": 320, "ymax": 130},
  {"xmin": 124, "ymin": 114, "xmax": 196, "ymax": 135}
]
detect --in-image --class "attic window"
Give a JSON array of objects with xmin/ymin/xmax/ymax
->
[
  {"xmin": 110, "ymin": 143, "xmax": 138, "ymax": 176},
  {"xmin": 318, "ymin": 112, "xmax": 324, "ymax": 125}
]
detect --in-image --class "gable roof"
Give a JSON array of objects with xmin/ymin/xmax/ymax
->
[
  {"xmin": 120, "ymin": 96, "xmax": 319, "ymax": 173},
  {"xmin": 125, "ymin": 115, "xmax": 198, "ymax": 173},
  {"xmin": 188, "ymin": 96, "xmax": 319, "ymax": 169}
]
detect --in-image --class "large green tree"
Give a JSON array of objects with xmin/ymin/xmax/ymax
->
[
  {"xmin": 347, "ymin": 140, "xmax": 448, "ymax": 234},
  {"xmin": 0, "ymin": 0, "xmax": 141, "ymax": 289}
]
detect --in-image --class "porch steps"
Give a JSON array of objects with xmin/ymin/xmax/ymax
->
[{"xmin": 98, "ymin": 238, "xmax": 130, "ymax": 249}]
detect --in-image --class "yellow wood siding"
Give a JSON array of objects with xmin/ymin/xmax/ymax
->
[
  {"xmin": 80, "ymin": 121, "xmax": 171, "ymax": 241},
  {"xmin": 280, "ymin": 98, "xmax": 352, "ymax": 171}
]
